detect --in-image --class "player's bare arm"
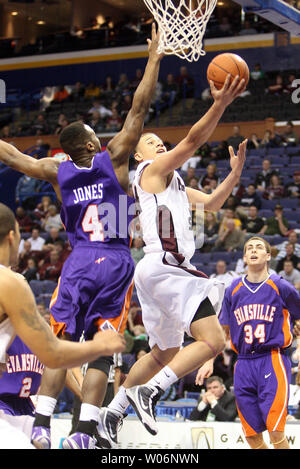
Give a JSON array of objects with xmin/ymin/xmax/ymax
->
[
  {"xmin": 144, "ymin": 75, "xmax": 246, "ymax": 185},
  {"xmin": 0, "ymin": 139, "xmax": 62, "ymax": 200},
  {"xmin": 106, "ymin": 24, "xmax": 163, "ymax": 182},
  {"xmin": 186, "ymin": 139, "xmax": 247, "ymax": 211},
  {"xmin": 0, "ymin": 269, "xmax": 125, "ymax": 369}
]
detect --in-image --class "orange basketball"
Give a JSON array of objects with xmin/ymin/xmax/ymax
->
[{"xmin": 207, "ymin": 53, "xmax": 249, "ymax": 90}]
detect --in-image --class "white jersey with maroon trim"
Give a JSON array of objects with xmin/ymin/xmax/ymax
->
[{"xmin": 133, "ymin": 161, "xmax": 195, "ymax": 261}]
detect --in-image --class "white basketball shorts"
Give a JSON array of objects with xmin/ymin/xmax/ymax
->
[{"xmin": 134, "ymin": 252, "xmax": 225, "ymax": 350}]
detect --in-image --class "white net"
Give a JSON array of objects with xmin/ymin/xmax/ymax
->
[{"xmin": 143, "ymin": 0, "xmax": 217, "ymax": 62}]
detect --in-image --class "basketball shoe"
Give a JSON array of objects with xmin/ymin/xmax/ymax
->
[
  {"xmin": 126, "ymin": 384, "xmax": 163, "ymax": 435},
  {"xmin": 96, "ymin": 408, "xmax": 126, "ymax": 449},
  {"xmin": 31, "ymin": 426, "xmax": 51, "ymax": 449},
  {"xmin": 62, "ymin": 432, "xmax": 96, "ymax": 449}
]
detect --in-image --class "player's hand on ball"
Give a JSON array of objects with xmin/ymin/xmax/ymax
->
[
  {"xmin": 210, "ymin": 74, "xmax": 246, "ymax": 107},
  {"xmin": 93, "ymin": 330, "xmax": 126, "ymax": 354}
]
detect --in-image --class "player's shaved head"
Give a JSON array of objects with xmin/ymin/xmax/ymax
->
[
  {"xmin": 60, "ymin": 121, "xmax": 101, "ymax": 162},
  {"xmin": 0, "ymin": 203, "xmax": 16, "ymax": 244}
]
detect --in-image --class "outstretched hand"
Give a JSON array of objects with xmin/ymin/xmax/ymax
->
[
  {"xmin": 210, "ymin": 74, "xmax": 246, "ymax": 108},
  {"xmin": 229, "ymin": 139, "xmax": 247, "ymax": 177},
  {"xmin": 147, "ymin": 22, "xmax": 164, "ymax": 61}
]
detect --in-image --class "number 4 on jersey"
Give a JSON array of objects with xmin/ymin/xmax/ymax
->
[{"xmin": 82, "ymin": 204, "xmax": 104, "ymax": 241}]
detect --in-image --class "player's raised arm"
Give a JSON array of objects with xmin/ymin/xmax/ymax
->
[
  {"xmin": 186, "ymin": 140, "xmax": 247, "ymax": 211},
  {"xmin": 0, "ymin": 270, "xmax": 126, "ymax": 369},
  {"xmin": 146, "ymin": 75, "xmax": 245, "ymax": 178},
  {"xmin": 0, "ymin": 139, "xmax": 60, "ymax": 194},
  {"xmin": 107, "ymin": 23, "xmax": 163, "ymax": 166}
]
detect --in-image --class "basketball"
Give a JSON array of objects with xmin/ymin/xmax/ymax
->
[{"xmin": 207, "ymin": 53, "xmax": 249, "ymax": 90}]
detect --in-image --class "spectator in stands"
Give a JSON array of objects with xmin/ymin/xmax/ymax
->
[
  {"xmin": 219, "ymin": 208, "xmax": 242, "ymax": 232},
  {"xmin": 53, "ymin": 239, "xmax": 71, "ymax": 264},
  {"xmin": 88, "ymin": 111, "xmax": 104, "ymax": 133},
  {"xmin": 39, "ymin": 250, "xmax": 62, "ymax": 282},
  {"xmin": 285, "ymin": 74, "xmax": 298, "ymax": 95},
  {"xmin": 223, "ymin": 195, "xmax": 239, "ymax": 212},
  {"xmin": 279, "ymin": 260, "xmax": 300, "ymax": 290},
  {"xmin": 15, "ymin": 174, "xmax": 41, "ymax": 210},
  {"xmin": 254, "ymin": 159, "xmax": 279, "ymax": 191},
  {"xmin": 263, "ymin": 174, "xmax": 285, "ymax": 200},
  {"xmin": 183, "ymin": 166, "xmax": 197, "ymax": 186},
  {"xmin": 70, "ymin": 82, "xmax": 85, "ymax": 102},
  {"xmin": 260, "ymin": 203, "xmax": 289, "ymax": 236},
  {"xmin": 30, "ymin": 113, "xmax": 49, "ymax": 136},
  {"xmin": 250, "ymin": 63, "xmax": 265, "ymax": 81},
  {"xmin": 268, "ymin": 74, "xmax": 285, "ymax": 95},
  {"xmin": 0, "ymin": 125, "xmax": 12, "ymax": 139},
  {"xmin": 275, "ymin": 230, "xmax": 300, "ymax": 261},
  {"xmin": 276, "ymin": 242, "xmax": 300, "ymax": 273},
  {"xmin": 282, "ymin": 121, "xmax": 299, "ymax": 146},
  {"xmin": 42, "ymin": 227, "xmax": 64, "ymax": 252},
  {"xmin": 162, "ymin": 73, "xmax": 179, "ymax": 106},
  {"xmin": 84, "ymin": 82, "xmax": 101, "ymax": 99},
  {"xmin": 203, "ymin": 212, "xmax": 220, "ymax": 248},
  {"xmin": 227, "ymin": 125, "xmax": 245, "ymax": 151},
  {"xmin": 213, "ymin": 219, "xmax": 245, "ymax": 252},
  {"xmin": 21, "ymin": 257, "xmax": 39, "ymax": 283},
  {"xmin": 27, "ymin": 227, "xmax": 45, "ymax": 251},
  {"xmin": 211, "ymin": 140, "xmax": 230, "ymax": 161},
  {"xmin": 120, "ymin": 93, "xmax": 132, "ymax": 119},
  {"xmin": 188, "ymin": 177, "xmax": 201, "ymax": 190},
  {"xmin": 247, "ymin": 133, "xmax": 261, "ymax": 150},
  {"xmin": 198, "ymin": 163, "xmax": 220, "ymax": 190},
  {"xmin": 33, "ymin": 195, "xmax": 52, "ymax": 222},
  {"xmin": 37, "ymin": 302, "xmax": 51, "ymax": 325},
  {"xmin": 130, "ymin": 237, "xmax": 145, "ymax": 266},
  {"xmin": 176, "ymin": 65, "xmax": 195, "ymax": 98},
  {"xmin": 102, "ymin": 75, "xmax": 115, "ymax": 101},
  {"xmin": 115, "ymin": 73, "xmax": 130, "ymax": 96},
  {"xmin": 15, "ymin": 206, "xmax": 33, "ymax": 233},
  {"xmin": 260, "ymin": 129, "xmax": 279, "ymax": 149},
  {"xmin": 242, "ymin": 205, "xmax": 266, "ymax": 235},
  {"xmin": 88, "ymin": 98, "xmax": 112, "ymax": 120},
  {"xmin": 218, "ymin": 16, "xmax": 233, "ymax": 36},
  {"xmin": 210, "ymin": 260, "xmax": 239, "ymax": 288},
  {"xmin": 285, "ymin": 170, "xmax": 300, "ymax": 198},
  {"xmin": 188, "ymin": 375, "xmax": 238, "ymax": 422},
  {"xmin": 54, "ymin": 114, "xmax": 70, "ymax": 135},
  {"xmin": 18, "ymin": 240, "xmax": 33, "ymax": 272},
  {"xmin": 53, "ymin": 85, "xmax": 70, "ymax": 103},
  {"xmin": 41, "ymin": 204, "xmax": 63, "ymax": 232},
  {"xmin": 130, "ymin": 68, "xmax": 143, "ymax": 92},
  {"xmin": 238, "ymin": 19, "xmax": 258, "ymax": 35},
  {"xmin": 105, "ymin": 108, "xmax": 123, "ymax": 132},
  {"xmin": 236, "ymin": 183, "xmax": 262, "ymax": 212}
]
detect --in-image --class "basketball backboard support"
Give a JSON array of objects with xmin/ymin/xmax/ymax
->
[{"xmin": 233, "ymin": 0, "xmax": 300, "ymax": 36}]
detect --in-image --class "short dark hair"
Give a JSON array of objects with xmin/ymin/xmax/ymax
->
[
  {"xmin": 0, "ymin": 203, "xmax": 16, "ymax": 244},
  {"xmin": 59, "ymin": 121, "xmax": 92, "ymax": 159},
  {"xmin": 206, "ymin": 376, "xmax": 224, "ymax": 386}
]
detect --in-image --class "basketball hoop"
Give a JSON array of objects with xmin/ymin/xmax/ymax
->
[{"xmin": 143, "ymin": 0, "xmax": 217, "ymax": 62}]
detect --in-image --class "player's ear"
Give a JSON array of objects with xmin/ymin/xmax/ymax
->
[
  {"xmin": 86, "ymin": 140, "xmax": 95, "ymax": 152},
  {"xmin": 134, "ymin": 152, "xmax": 143, "ymax": 162}
]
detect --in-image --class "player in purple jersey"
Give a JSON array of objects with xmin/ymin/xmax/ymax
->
[
  {"xmin": 217, "ymin": 236, "xmax": 300, "ymax": 449},
  {"xmin": 0, "ymin": 24, "xmax": 163, "ymax": 449},
  {"xmin": 0, "ymin": 336, "xmax": 43, "ymax": 417}
]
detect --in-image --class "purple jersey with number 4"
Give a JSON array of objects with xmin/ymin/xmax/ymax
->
[
  {"xmin": 219, "ymin": 273, "xmax": 300, "ymax": 356},
  {"xmin": 0, "ymin": 336, "xmax": 43, "ymax": 416},
  {"xmin": 57, "ymin": 150, "xmax": 135, "ymax": 249}
]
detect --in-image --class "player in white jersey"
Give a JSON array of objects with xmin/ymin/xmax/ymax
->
[
  {"xmin": 0, "ymin": 203, "xmax": 125, "ymax": 448},
  {"xmin": 97, "ymin": 75, "xmax": 247, "ymax": 447}
]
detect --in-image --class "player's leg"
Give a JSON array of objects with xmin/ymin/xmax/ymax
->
[
  {"xmin": 31, "ymin": 333, "xmax": 70, "ymax": 449},
  {"xmin": 269, "ymin": 430, "xmax": 289, "ymax": 449},
  {"xmin": 97, "ymin": 344, "xmax": 179, "ymax": 448},
  {"xmin": 246, "ymin": 433, "xmax": 269, "ymax": 450},
  {"xmin": 63, "ymin": 356, "xmax": 113, "ymax": 449}
]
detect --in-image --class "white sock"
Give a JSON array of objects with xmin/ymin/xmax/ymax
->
[
  {"xmin": 79, "ymin": 403, "xmax": 100, "ymax": 423},
  {"xmin": 108, "ymin": 386, "xmax": 129, "ymax": 414},
  {"xmin": 147, "ymin": 366, "xmax": 178, "ymax": 391},
  {"xmin": 35, "ymin": 395, "xmax": 57, "ymax": 417}
]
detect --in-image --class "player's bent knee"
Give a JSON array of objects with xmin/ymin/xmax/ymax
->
[{"xmin": 246, "ymin": 434, "xmax": 264, "ymax": 449}]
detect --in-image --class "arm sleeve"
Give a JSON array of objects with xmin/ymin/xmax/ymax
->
[
  {"xmin": 218, "ymin": 286, "xmax": 232, "ymax": 326},
  {"xmin": 279, "ymin": 278, "xmax": 300, "ymax": 320}
]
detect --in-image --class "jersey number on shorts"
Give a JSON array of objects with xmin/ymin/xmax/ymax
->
[
  {"xmin": 82, "ymin": 204, "xmax": 104, "ymax": 242},
  {"xmin": 19, "ymin": 377, "xmax": 32, "ymax": 398},
  {"xmin": 244, "ymin": 324, "xmax": 265, "ymax": 344}
]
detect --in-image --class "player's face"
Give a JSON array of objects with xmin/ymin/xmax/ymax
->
[
  {"xmin": 136, "ymin": 134, "xmax": 167, "ymax": 161},
  {"xmin": 243, "ymin": 240, "xmax": 270, "ymax": 268}
]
